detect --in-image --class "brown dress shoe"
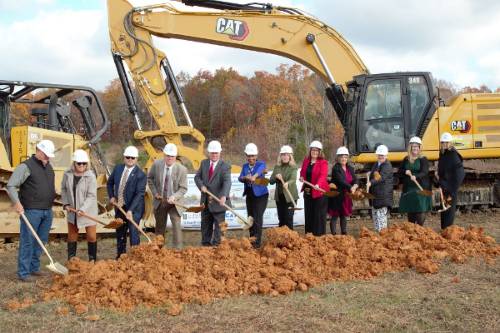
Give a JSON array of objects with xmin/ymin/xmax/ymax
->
[{"xmin": 31, "ymin": 271, "xmax": 49, "ymax": 277}]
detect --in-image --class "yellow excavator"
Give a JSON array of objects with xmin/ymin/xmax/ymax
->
[{"xmin": 107, "ymin": 0, "xmax": 500, "ymax": 210}]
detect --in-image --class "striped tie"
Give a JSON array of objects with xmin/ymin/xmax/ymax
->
[{"xmin": 117, "ymin": 168, "xmax": 130, "ymax": 206}]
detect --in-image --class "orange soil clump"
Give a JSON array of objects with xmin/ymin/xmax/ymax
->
[
  {"xmin": 43, "ymin": 223, "xmax": 499, "ymax": 313},
  {"xmin": 5, "ymin": 298, "xmax": 33, "ymax": 311}
]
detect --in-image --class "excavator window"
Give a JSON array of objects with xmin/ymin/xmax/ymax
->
[
  {"xmin": 408, "ymin": 75, "xmax": 430, "ymax": 135},
  {"xmin": 360, "ymin": 79, "xmax": 405, "ymax": 152}
]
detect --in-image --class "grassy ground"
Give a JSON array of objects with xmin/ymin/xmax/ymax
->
[{"xmin": 0, "ymin": 211, "xmax": 499, "ymax": 332}]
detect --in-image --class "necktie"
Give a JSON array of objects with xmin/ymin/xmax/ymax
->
[
  {"xmin": 208, "ymin": 162, "xmax": 214, "ymax": 180},
  {"xmin": 117, "ymin": 168, "xmax": 130, "ymax": 206},
  {"xmin": 163, "ymin": 167, "xmax": 170, "ymax": 198}
]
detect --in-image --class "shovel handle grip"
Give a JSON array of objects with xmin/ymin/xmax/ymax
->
[
  {"xmin": 20, "ymin": 213, "xmax": 54, "ymax": 263},
  {"xmin": 112, "ymin": 203, "xmax": 152, "ymax": 242}
]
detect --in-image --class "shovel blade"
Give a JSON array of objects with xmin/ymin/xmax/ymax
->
[
  {"xmin": 241, "ymin": 216, "xmax": 254, "ymax": 230},
  {"xmin": 324, "ymin": 191, "xmax": 339, "ymax": 198},
  {"xmin": 186, "ymin": 206, "xmax": 204, "ymax": 213},
  {"xmin": 253, "ymin": 178, "xmax": 270, "ymax": 186},
  {"xmin": 47, "ymin": 262, "xmax": 68, "ymax": 275}
]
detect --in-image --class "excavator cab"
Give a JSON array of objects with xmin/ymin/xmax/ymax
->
[{"xmin": 343, "ymin": 72, "xmax": 436, "ymax": 158}]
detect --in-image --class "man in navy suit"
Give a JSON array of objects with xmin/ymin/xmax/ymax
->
[{"xmin": 107, "ymin": 146, "xmax": 147, "ymax": 258}]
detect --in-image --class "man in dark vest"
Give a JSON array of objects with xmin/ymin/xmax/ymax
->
[{"xmin": 6, "ymin": 139, "xmax": 57, "ymax": 282}]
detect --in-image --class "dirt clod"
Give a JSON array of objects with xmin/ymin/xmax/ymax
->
[
  {"xmin": 42, "ymin": 223, "xmax": 499, "ymax": 312},
  {"xmin": 5, "ymin": 298, "xmax": 33, "ymax": 311}
]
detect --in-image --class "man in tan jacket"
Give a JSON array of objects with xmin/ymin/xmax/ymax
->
[{"xmin": 147, "ymin": 143, "xmax": 188, "ymax": 248}]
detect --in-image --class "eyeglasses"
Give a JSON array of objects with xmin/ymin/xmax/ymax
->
[
  {"xmin": 76, "ymin": 162, "xmax": 87, "ymax": 166},
  {"xmin": 125, "ymin": 156, "xmax": 136, "ymax": 160}
]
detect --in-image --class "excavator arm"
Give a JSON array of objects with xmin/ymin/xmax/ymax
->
[{"xmin": 107, "ymin": 0, "xmax": 369, "ymax": 168}]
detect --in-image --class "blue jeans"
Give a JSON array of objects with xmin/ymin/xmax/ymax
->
[{"xmin": 18, "ymin": 209, "xmax": 53, "ymax": 278}]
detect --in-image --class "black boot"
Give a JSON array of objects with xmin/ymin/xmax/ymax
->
[
  {"xmin": 88, "ymin": 242, "xmax": 97, "ymax": 262},
  {"xmin": 67, "ymin": 241, "xmax": 77, "ymax": 260}
]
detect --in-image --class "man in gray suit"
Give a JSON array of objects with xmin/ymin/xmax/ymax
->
[
  {"xmin": 147, "ymin": 143, "xmax": 188, "ymax": 248},
  {"xmin": 194, "ymin": 140, "xmax": 232, "ymax": 246}
]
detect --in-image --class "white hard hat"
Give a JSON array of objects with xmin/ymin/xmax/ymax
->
[
  {"xmin": 163, "ymin": 143, "xmax": 178, "ymax": 156},
  {"xmin": 440, "ymin": 132, "xmax": 453, "ymax": 143},
  {"xmin": 207, "ymin": 140, "xmax": 222, "ymax": 153},
  {"xmin": 72, "ymin": 149, "xmax": 89, "ymax": 163},
  {"xmin": 280, "ymin": 145, "xmax": 293, "ymax": 154},
  {"xmin": 336, "ymin": 146, "xmax": 349, "ymax": 155},
  {"xmin": 36, "ymin": 139, "xmax": 55, "ymax": 158},
  {"xmin": 409, "ymin": 136, "xmax": 422, "ymax": 145},
  {"xmin": 244, "ymin": 143, "xmax": 258, "ymax": 155},
  {"xmin": 375, "ymin": 144, "xmax": 389, "ymax": 155},
  {"xmin": 123, "ymin": 146, "xmax": 139, "ymax": 158},
  {"xmin": 309, "ymin": 140, "xmax": 323, "ymax": 150}
]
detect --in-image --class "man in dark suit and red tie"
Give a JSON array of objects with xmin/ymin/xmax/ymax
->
[
  {"xmin": 194, "ymin": 140, "xmax": 232, "ymax": 246},
  {"xmin": 107, "ymin": 146, "xmax": 147, "ymax": 258}
]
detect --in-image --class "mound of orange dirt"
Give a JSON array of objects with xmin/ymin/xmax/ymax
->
[{"xmin": 42, "ymin": 224, "xmax": 499, "ymax": 313}]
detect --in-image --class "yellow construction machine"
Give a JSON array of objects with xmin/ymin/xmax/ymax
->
[
  {"xmin": 0, "ymin": 81, "xmax": 114, "ymax": 236},
  {"xmin": 107, "ymin": 0, "xmax": 500, "ymax": 209}
]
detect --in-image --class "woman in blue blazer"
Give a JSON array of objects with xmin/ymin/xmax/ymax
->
[{"xmin": 238, "ymin": 143, "xmax": 269, "ymax": 248}]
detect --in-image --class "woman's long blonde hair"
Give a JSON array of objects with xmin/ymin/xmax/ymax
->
[{"xmin": 407, "ymin": 143, "xmax": 422, "ymax": 163}]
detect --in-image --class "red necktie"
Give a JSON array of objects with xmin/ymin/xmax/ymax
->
[{"xmin": 208, "ymin": 162, "xmax": 214, "ymax": 180}]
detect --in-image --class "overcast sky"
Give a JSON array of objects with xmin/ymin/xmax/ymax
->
[{"xmin": 1, "ymin": 0, "xmax": 499, "ymax": 90}]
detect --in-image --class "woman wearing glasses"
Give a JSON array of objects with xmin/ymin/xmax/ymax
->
[{"xmin": 61, "ymin": 149, "xmax": 98, "ymax": 261}]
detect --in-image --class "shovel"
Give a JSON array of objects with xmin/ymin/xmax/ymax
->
[
  {"xmin": 302, "ymin": 180, "xmax": 339, "ymax": 197},
  {"xmin": 204, "ymin": 189, "xmax": 253, "ymax": 229},
  {"xmin": 20, "ymin": 213, "xmax": 68, "ymax": 275},
  {"xmin": 346, "ymin": 189, "xmax": 375, "ymax": 200},
  {"xmin": 408, "ymin": 172, "xmax": 433, "ymax": 197},
  {"xmin": 438, "ymin": 188, "xmax": 451, "ymax": 213},
  {"xmin": 160, "ymin": 196, "xmax": 205, "ymax": 213},
  {"xmin": 112, "ymin": 203, "xmax": 152, "ymax": 243},
  {"xmin": 66, "ymin": 207, "xmax": 123, "ymax": 229},
  {"xmin": 174, "ymin": 202, "xmax": 205, "ymax": 213},
  {"xmin": 277, "ymin": 177, "xmax": 302, "ymax": 211}
]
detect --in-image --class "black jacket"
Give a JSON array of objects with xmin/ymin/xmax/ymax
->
[
  {"xmin": 397, "ymin": 156, "xmax": 431, "ymax": 190},
  {"xmin": 328, "ymin": 163, "xmax": 358, "ymax": 211},
  {"xmin": 369, "ymin": 160, "xmax": 393, "ymax": 209},
  {"xmin": 438, "ymin": 148, "xmax": 464, "ymax": 196}
]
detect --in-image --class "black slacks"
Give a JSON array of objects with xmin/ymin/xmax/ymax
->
[
  {"xmin": 246, "ymin": 191, "xmax": 268, "ymax": 247},
  {"xmin": 441, "ymin": 195, "xmax": 457, "ymax": 229},
  {"xmin": 304, "ymin": 194, "xmax": 327, "ymax": 236},
  {"xmin": 276, "ymin": 194, "xmax": 294, "ymax": 230}
]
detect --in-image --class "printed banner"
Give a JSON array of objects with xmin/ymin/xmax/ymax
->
[{"xmin": 175, "ymin": 173, "xmax": 305, "ymax": 230}]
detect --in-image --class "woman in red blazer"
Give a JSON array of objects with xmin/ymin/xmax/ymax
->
[{"xmin": 299, "ymin": 140, "xmax": 329, "ymax": 236}]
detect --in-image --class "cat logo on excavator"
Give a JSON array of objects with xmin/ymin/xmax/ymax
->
[{"xmin": 215, "ymin": 18, "xmax": 249, "ymax": 41}]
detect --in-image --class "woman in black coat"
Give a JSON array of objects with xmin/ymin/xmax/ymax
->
[
  {"xmin": 437, "ymin": 132, "xmax": 465, "ymax": 229},
  {"xmin": 328, "ymin": 147, "xmax": 358, "ymax": 235}
]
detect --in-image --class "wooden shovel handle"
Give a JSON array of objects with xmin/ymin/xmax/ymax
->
[
  {"xmin": 278, "ymin": 177, "xmax": 298, "ymax": 209},
  {"xmin": 66, "ymin": 207, "xmax": 108, "ymax": 227},
  {"xmin": 112, "ymin": 203, "xmax": 152, "ymax": 242},
  {"xmin": 204, "ymin": 189, "xmax": 249, "ymax": 225},
  {"xmin": 411, "ymin": 178, "xmax": 425, "ymax": 192},
  {"xmin": 302, "ymin": 180, "xmax": 325, "ymax": 193}
]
